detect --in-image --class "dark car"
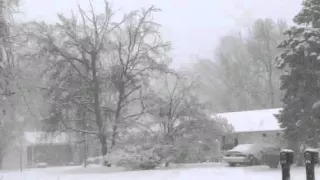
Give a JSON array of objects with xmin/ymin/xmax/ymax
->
[{"xmin": 261, "ymin": 146, "xmax": 281, "ymax": 168}]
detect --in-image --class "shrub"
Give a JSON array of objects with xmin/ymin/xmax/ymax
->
[
  {"xmin": 112, "ymin": 145, "xmax": 161, "ymax": 170},
  {"xmin": 153, "ymin": 144, "xmax": 182, "ymax": 165},
  {"xmin": 85, "ymin": 156, "xmax": 111, "ymax": 167},
  {"xmin": 86, "ymin": 156, "xmax": 101, "ymax": 165},
  {"xmin": 173, "ymin": 148, "xmax": 188, "ymax": 164}
]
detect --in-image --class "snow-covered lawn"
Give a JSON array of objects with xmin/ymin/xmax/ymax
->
[{"xmin": 0, "ymin": 163, "xmax": 315, "ymax": 180}]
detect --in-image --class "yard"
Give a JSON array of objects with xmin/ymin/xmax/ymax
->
[{"xmin": 0, "ymin": 163, "xmax": 315, "ymax": 180}]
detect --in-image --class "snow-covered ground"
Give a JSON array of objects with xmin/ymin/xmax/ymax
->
[{"xmin": 0, "ymin": 163, "xmax": 315, "ymax": 180}]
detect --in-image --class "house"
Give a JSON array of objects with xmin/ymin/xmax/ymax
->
[
  {"xmin": 216, "ymin": 108, "xmax": 285, "ymax": 150},
  {"xmin": 2, "ymin": 132, "xmax": 80, "ymax": 170}
]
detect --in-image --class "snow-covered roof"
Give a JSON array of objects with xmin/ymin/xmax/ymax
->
[
  {"xmin": 24, "ymin": 132, "xmax": 69, "ymax": 145},
  {"xmin": 216, "ymin": 108, "xmax": 283, "ymax": 133}
]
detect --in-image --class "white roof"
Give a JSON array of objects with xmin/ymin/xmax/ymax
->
[
  {"xmin": 24, "ymin": 132, "xmax": 69, "ymax": 144},
  {"xmin": 216, "ymin": 108, "xmax": 283, "ymax": 133}
]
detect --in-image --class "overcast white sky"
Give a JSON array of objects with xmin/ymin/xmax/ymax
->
[{"xmin": 18, "ymin": 0, "xmax": 303, "ymax": 68}]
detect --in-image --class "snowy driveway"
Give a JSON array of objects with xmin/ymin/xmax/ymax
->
[{"xmin": 0, "ymin": 164, "xmax": 314, "ymax": 180}]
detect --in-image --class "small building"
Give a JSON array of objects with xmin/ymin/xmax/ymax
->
[
  {"xmin": 2, "ymin": 132, "xmax": 78, "ymax": 170},
  {"xmin": 24, "ymin": 132, "xmax": 75, "ymax": 167},
  {"xmin": 216, "ymin": 108, "xmax": 285, "ymax": 150}
]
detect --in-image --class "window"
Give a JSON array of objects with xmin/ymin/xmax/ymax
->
[
  {"xmin": 299, "ymin": 80, "xmax": 306, "ymax": 86},
  {"xmin": 222, "ymin": 136, "xmax": 226, "ymax": 145},
  {"xmin": 234, "ymin": 137, "xmax": 238, "ymax": 146},
  {"xmin": 203, "ymin": 144, "xmax": 210, "ymax": 151},
  {"xmin": 317, "ymin": 78, "xmax": 320, "ymax": 87},
  {"xmin": 262, "ymin": 133, "xmax": 267, "ymax": 137},
  {"xmin": 159, "ymin": 107, "xmax": 166, "ymax": 117}
]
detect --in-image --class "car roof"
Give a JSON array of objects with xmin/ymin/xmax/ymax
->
[{"xmin": 230, "ymin": 144, "xmax": 257, "ymax": 151}]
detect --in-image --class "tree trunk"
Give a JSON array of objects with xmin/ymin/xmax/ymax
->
[
  {"xmin": 266, "ymin": 33, "xmax": 275, "ymax": 108},
  {"xmin": 267, "ymin": 43, "xmax": 275, "ymax": 108},
  {"xmin": 81, "ymin": 109, "xmax": 88, "ymax": 168},
  {"xmin": 111, "ymin": 124, "xmax": 118, "ymax": 148},
  {"xmin": 312, "ymin": 14, "xmax": 316, "ymax": 28},
  {"xmin": 91, "ymin": 52, "xmax": 108, "ymax": 165},
  {"xmin": 268, "ymin": 71, "xmax": 275, "ymax": 107},
  {"xmin": 0, "ymin": 155, "xmax": 3, "ymax": 170},
  {"xmin": 83, "ymin": 135, "xmax": 88, "ymax": 168},
  {"xmin": 165, "ymin": 161, "xmax": 169, "ymax": 167},
  {"xmin": 296, "ymin": 153, "xmax": 304, "ymax": 166},
  {"xmin": 164, "ymin": 133, "xmax": 174, "ymax": 168},
  {"xmin": 111, "ymin": 83, "xmax": 124, "ymax": 148},
  {"xmin": 111, "ymin": 105, "xmax": 121, "ymax": 148},
  {"xmin": 99, "ymin": 133, "xmax": 109, "ymax": 166},
  {"xmin": 19, "ymin": 148, "xmax": 22, "ymax": 172},
  {"xmin": 294, "ymin": 143, "xmax": 306, "ymax": 166}
]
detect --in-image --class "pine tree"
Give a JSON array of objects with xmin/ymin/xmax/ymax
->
[
  {"xmin": 276, "ymin": 0, "xmax": 320, "ymax": 164},
  {"xmin": 293, "ymin": 0, "xmax": 320, "ymax": 27}
]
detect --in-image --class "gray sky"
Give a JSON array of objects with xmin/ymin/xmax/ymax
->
[{"xmin": 19, "ymin": 0, "xmax": 303, "ymax": 68}]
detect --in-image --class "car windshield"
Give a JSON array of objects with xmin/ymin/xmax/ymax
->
[{"xmin": 230, "ymin": 144, "xmax": 256, "ymax": 152}]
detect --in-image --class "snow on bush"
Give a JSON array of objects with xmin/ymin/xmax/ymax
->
[
  {"xmin": 114, "ymin": 144, "xmax": 161, "ymax": 170},
  {"xmin": 84, "ymin": 145, "xmax": 160, "ymax": 170},
  {"xmin": 86, "ymin": 156, "xmax": 105, "ymax": 166},
  {"xmin": 84, "ymin": 144, "xmax": 160, "ymax": 170},
  {"xmin": 153, "ymin": 144, "xmax": 180, "ymax": 163},
  {"xmin": 312, "ymin": 100, "xmax": 320, "ymax": 109}
]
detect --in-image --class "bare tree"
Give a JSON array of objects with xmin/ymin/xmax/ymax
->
[
  {"xmin": 109, "ymin": 6, "xmax": 171, "ymax": 148},
  {"xmin": 0, "ymin": 119, "xmax": 16, "ymax": 169},
  {"xmin": 28, "ymin": 1, "xmax": 172, "ymax": 165},
  {"xmin": 150, "ymin": 73, "xmax": 227, "ymax": 166},
  {"xmin": 246, "ymin": 19, "xmax": 288, "ymax": 108},
  {"xmin": 191, "ymin": 19, "xmax": 287, "ymax": 112},
  {"xmin": 194, "ymin": 35, "xmax": 263, "ymax": 111},
  {"xmin": 0, "ymin": 0, "xmax": 29, "ymax": 169},
  {"xmin": 28, "ymin": 1, "xmax": 135, "ymax": 165}
]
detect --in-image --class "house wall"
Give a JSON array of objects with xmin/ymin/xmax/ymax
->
[
  {"xmin": 2, "ymin": 143, "xmax": 28, "ymax": 170},
  {"xmin": 222, "ymin": 130, "xmax": 285, "ymax": 150},
  {"xmin": 236, "ymin": 130, "xmax": 283, "ymax": 145},
  {"xmin": 27, "ymin": 144, "xmax": 73, "ymax": 166}
]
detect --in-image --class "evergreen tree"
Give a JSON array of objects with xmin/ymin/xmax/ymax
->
[
  {"xmin": 276, "ymin": 0, "xmax": 320, "ymax": 164},
  {"xmin": 293, "ymin": 0, "xmax": 320, "ymax": 27}
]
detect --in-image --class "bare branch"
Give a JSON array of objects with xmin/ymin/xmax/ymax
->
[{"xmin": 60, "ymin": 119, "xmax": 98, "ymax": 135}]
